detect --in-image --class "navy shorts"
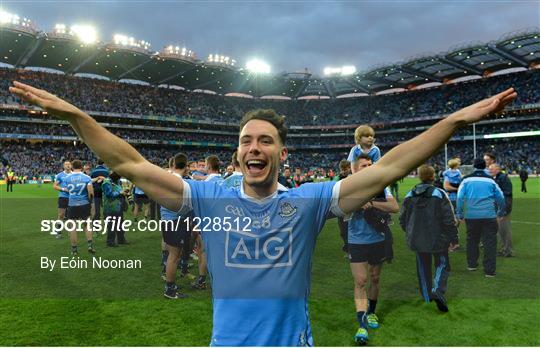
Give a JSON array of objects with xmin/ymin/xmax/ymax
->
[
  {"xmin": 58, "ymin": 197, "xmax": 69, "ymax": 209},
  {"xmin": 349, "ymin": 241, "xmax": 386, "ymax": 265},
  {"xmin": 67, "ymin": 204, "xmax": 91, "ymax": 220},
  {"xmin": 162, "ymin": 218, "xmax": 188, "ymax": 248}
]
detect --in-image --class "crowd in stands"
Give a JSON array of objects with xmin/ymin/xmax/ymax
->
[
  {"xmin": 1, "ymin": 138, "xmax": 538, "ymax": 180},
  {"xmin": 1, "ymin": 66, "xmax": 538, "ymax": 179},
  {"xmin": 0, "ymin": 67, "xmax": 538, "ymax": 126},
  {"xmin": 1, "ymin": 119, "xmax": 538, "ymax": 147}
]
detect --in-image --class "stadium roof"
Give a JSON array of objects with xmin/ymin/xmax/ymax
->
[{"xmin": 0, "ymin": 24, "xmax": 538, "ymax": 98}]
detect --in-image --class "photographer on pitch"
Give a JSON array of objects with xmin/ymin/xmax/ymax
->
[{"xmin": 400, "ymin": 164, "xmax": 458, "ymax": 313}]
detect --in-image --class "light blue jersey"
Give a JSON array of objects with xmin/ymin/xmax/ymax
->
[
  {"xmin": 181, "ymin": 179, "xmax": 343, "ymax": 346},
  {"xmin": 221, "ymin": 172, "xmax": 243, "ymax": 188},
  {"xmin": 64, "ymin": 172, "xmax": 92, "ymax": 206},
  {"xmin": 160, "ymin": 173, "xmax": 184, "ymax": 221},
  {"xmin": 347, "ymin": 144, "xmax": 381, "ymax": 163},
  {"xmin": 55, "ymin": 171, "xmax": 70, "ymax": 198},
  {"xmin": 134, "ymin": 186, "xmax": 145, "ymax": 195},
  {"xmin": 205, "ymin": 173, "xmax": 224, "ymax": 184},
  {"xmin": 443, "ymin": 169, "xmax": 462, "ymax": 201},
  {"xmin": 348, "ymin": 187, "xmax": 391, "ymax": 245}
]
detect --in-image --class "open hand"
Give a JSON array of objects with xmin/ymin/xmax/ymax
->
[
  {"xmin": 450, "ymin": 87, "xmax": 517, "ymax": 126},
  {"xmin": 9, "ymin": 81, "xmax": 83, "ymax": 120}
]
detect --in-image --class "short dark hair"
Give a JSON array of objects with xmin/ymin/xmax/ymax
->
[
  {"xmin": 239, "ymin": 109, "xmax": 287, "ymax": 145},
  {"xmin": 484, "ymin": 152, "xmax": 496, "ymax": 161},
  {"xmin": 174, "ymin": 153, "xmax": 188, "ymax": 170},
  {"xmin": 231, "ymin": 151, "xmax": 240, "ymax": 168},
  {"xmin": 97, "ymin": 159, "xmax": 104, "ymax": 165},
  {"xmin": 339, "ymin": 159, "xmax": 350, "ymax": 172},
  {"xmin": 354, "ymin": 153, "xmax": 372, "ymax": 163},
  {"xmin": 109, "ymin": 171, "xmax": 121, "ymax": 182},
  {"xmin": 474, "ymin": 157, "xmax": 486, "ymax": 169},
  {"xmin": 72, "ymin": 160, "xmax": 83, "ymax": 169},
  {"xmin": 206, "ymin": 155, "xmax": 220, "ymax": 172}
]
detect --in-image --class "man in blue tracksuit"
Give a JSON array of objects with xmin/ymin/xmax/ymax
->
[{"xmin": 456, "ymin": 158, "xmax": 506, "ymax": 277}]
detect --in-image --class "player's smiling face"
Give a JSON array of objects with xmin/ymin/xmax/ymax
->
[{"xmin": 238, "ymin": 119, "xmax": 287, "ymax": 192}]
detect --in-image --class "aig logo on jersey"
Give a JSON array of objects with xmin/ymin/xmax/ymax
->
[
  {"xmin": 225, "ymin": 228, "xmax": 293, "ymax": 268},
  {"xmin": 278, "ymin": 202, "xmax": 297, "ymax": 219}
]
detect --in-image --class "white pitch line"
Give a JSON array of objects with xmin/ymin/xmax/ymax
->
[{"xmin": 512, "ymin": 220, "xmax": 540, "ymax": 226}]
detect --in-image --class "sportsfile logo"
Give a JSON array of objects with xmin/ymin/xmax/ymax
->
[{"xmin": 225, "ymin": 228, "xmax": 293, "ymax": 268}]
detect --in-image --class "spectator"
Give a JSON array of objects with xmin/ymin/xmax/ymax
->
[
  {"xmin": 400, "ymin": 164, "xmax": 458, "ymax": 312},
  {"xmin": 456, "ymin": 158, "xmax": 506, "ymax": 278}
]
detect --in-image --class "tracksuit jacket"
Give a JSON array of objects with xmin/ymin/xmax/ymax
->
[
  {"xmin": 400, "ymin": 184, "xmax": 458, "ymax": 253},
  {"xmin": 456, "ymin": 170, "xmax": 506, "ymax": 220}
]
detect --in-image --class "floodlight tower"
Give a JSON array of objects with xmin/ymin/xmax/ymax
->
[
  {"xmin": 207, "ymin": 54, "xmax": 236, "ymax": 68},
  {"xmin": 0, "ymin": 10, "xmax": 36, "ymax": 33},
  {"xmin": 160, "ymin": 45, "xmax": 197, "ymax": 61},
  {"xmin": 111, "ymin": 33, "xmax": 152, "ymax": 54}
]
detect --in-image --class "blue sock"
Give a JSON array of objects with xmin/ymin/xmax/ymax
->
[
  {"xmin": 368, "ymin": 299, "xmax": 377, "ymax": 314},
  {"xmin": 357, "ymin": 311, "xmax": 367, "ymax": 329}
]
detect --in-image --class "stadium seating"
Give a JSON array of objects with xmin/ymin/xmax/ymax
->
[{"xmin": 1, "ymin": 67, "xmax": 539, "ymax": 178}]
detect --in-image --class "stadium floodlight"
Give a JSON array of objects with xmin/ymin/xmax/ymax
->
[
  {"xmin": 114, "ymin": 34, "xmax": 151, "ymax": 50},
  {"xmin": 70, "ymin": 25, "xmax": 97, "ymax": 44},
  {"xmin": 341, "ymin": 65, "xmax": 356, "ymax": 75},
  {"xmin": 246, "ymin": 59, "xmax": 270, "ymax": 73},
  {"xmin": 324, "ymin": 65, "xmax": 356, "ymax": 76},
  {"xmin": 323, "ymin": 67, "xmax": 341, "ymax": 76},
  {"xmin": 54, "ymin": 23, "xmax": 67, "ymax": 34},
  {"xmin": 207, "ymin": 54, "xmax": 236, "ymax": 66},
  {"xmin": 163, "ymin": 45, "xmax": 195, "ymax": 59},
  {"xmin": 0, "ymin": 10, "xmax": 31, "ymax": 27}
]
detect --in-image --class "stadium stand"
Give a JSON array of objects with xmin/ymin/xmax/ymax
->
[{"xmin": 0, "ymin": 29, "xmax": 539, "ymax": 179}]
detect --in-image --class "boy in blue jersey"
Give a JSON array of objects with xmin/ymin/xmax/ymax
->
[
  {"xmin": 64, "ymin": 160, "xmax": 95, "ymax": 255},
  {"xmin": 10, "ymin": 81, "xmax": 517, "ymax": 346},
  {"xmin": 53, "ymin": 161, "xmax": 72, "ymax": 238},
  {"xmin": 346, "ymin": 154, "xmax": 399, "ymax": 344},
  {"xmin": 443, "ymin": 158, "xmax": 462, "ymax": 209},
  {"xmin": 347, "ymin": 125, "xmax": 381, "ymax": 164}
]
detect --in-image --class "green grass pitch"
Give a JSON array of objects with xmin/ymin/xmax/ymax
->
[{"xmin": 1, "ymin": 178, "xmax": 539, "ymax": 346}]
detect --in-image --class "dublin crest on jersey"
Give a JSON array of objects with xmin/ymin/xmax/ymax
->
[{"xmin": 279, "ymin": 202, "xmax": 297, "ymax": 218}]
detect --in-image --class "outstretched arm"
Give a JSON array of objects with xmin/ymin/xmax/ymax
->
[
  {"xmin": 338, "ymin": 88, "xmax": 517, "ymax": 214},
  {"xmin": 9, "ymin": 81, "xmax": 184, "ymax": 211}
]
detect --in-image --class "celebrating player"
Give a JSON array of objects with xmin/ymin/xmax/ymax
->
[
  {"xmin": 63, "ymin": 159, "xmax": 95, "ymax": 255},
  {"xmin": 9, "ymin": 81, "xmax": 516, "ymax": 346}
]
